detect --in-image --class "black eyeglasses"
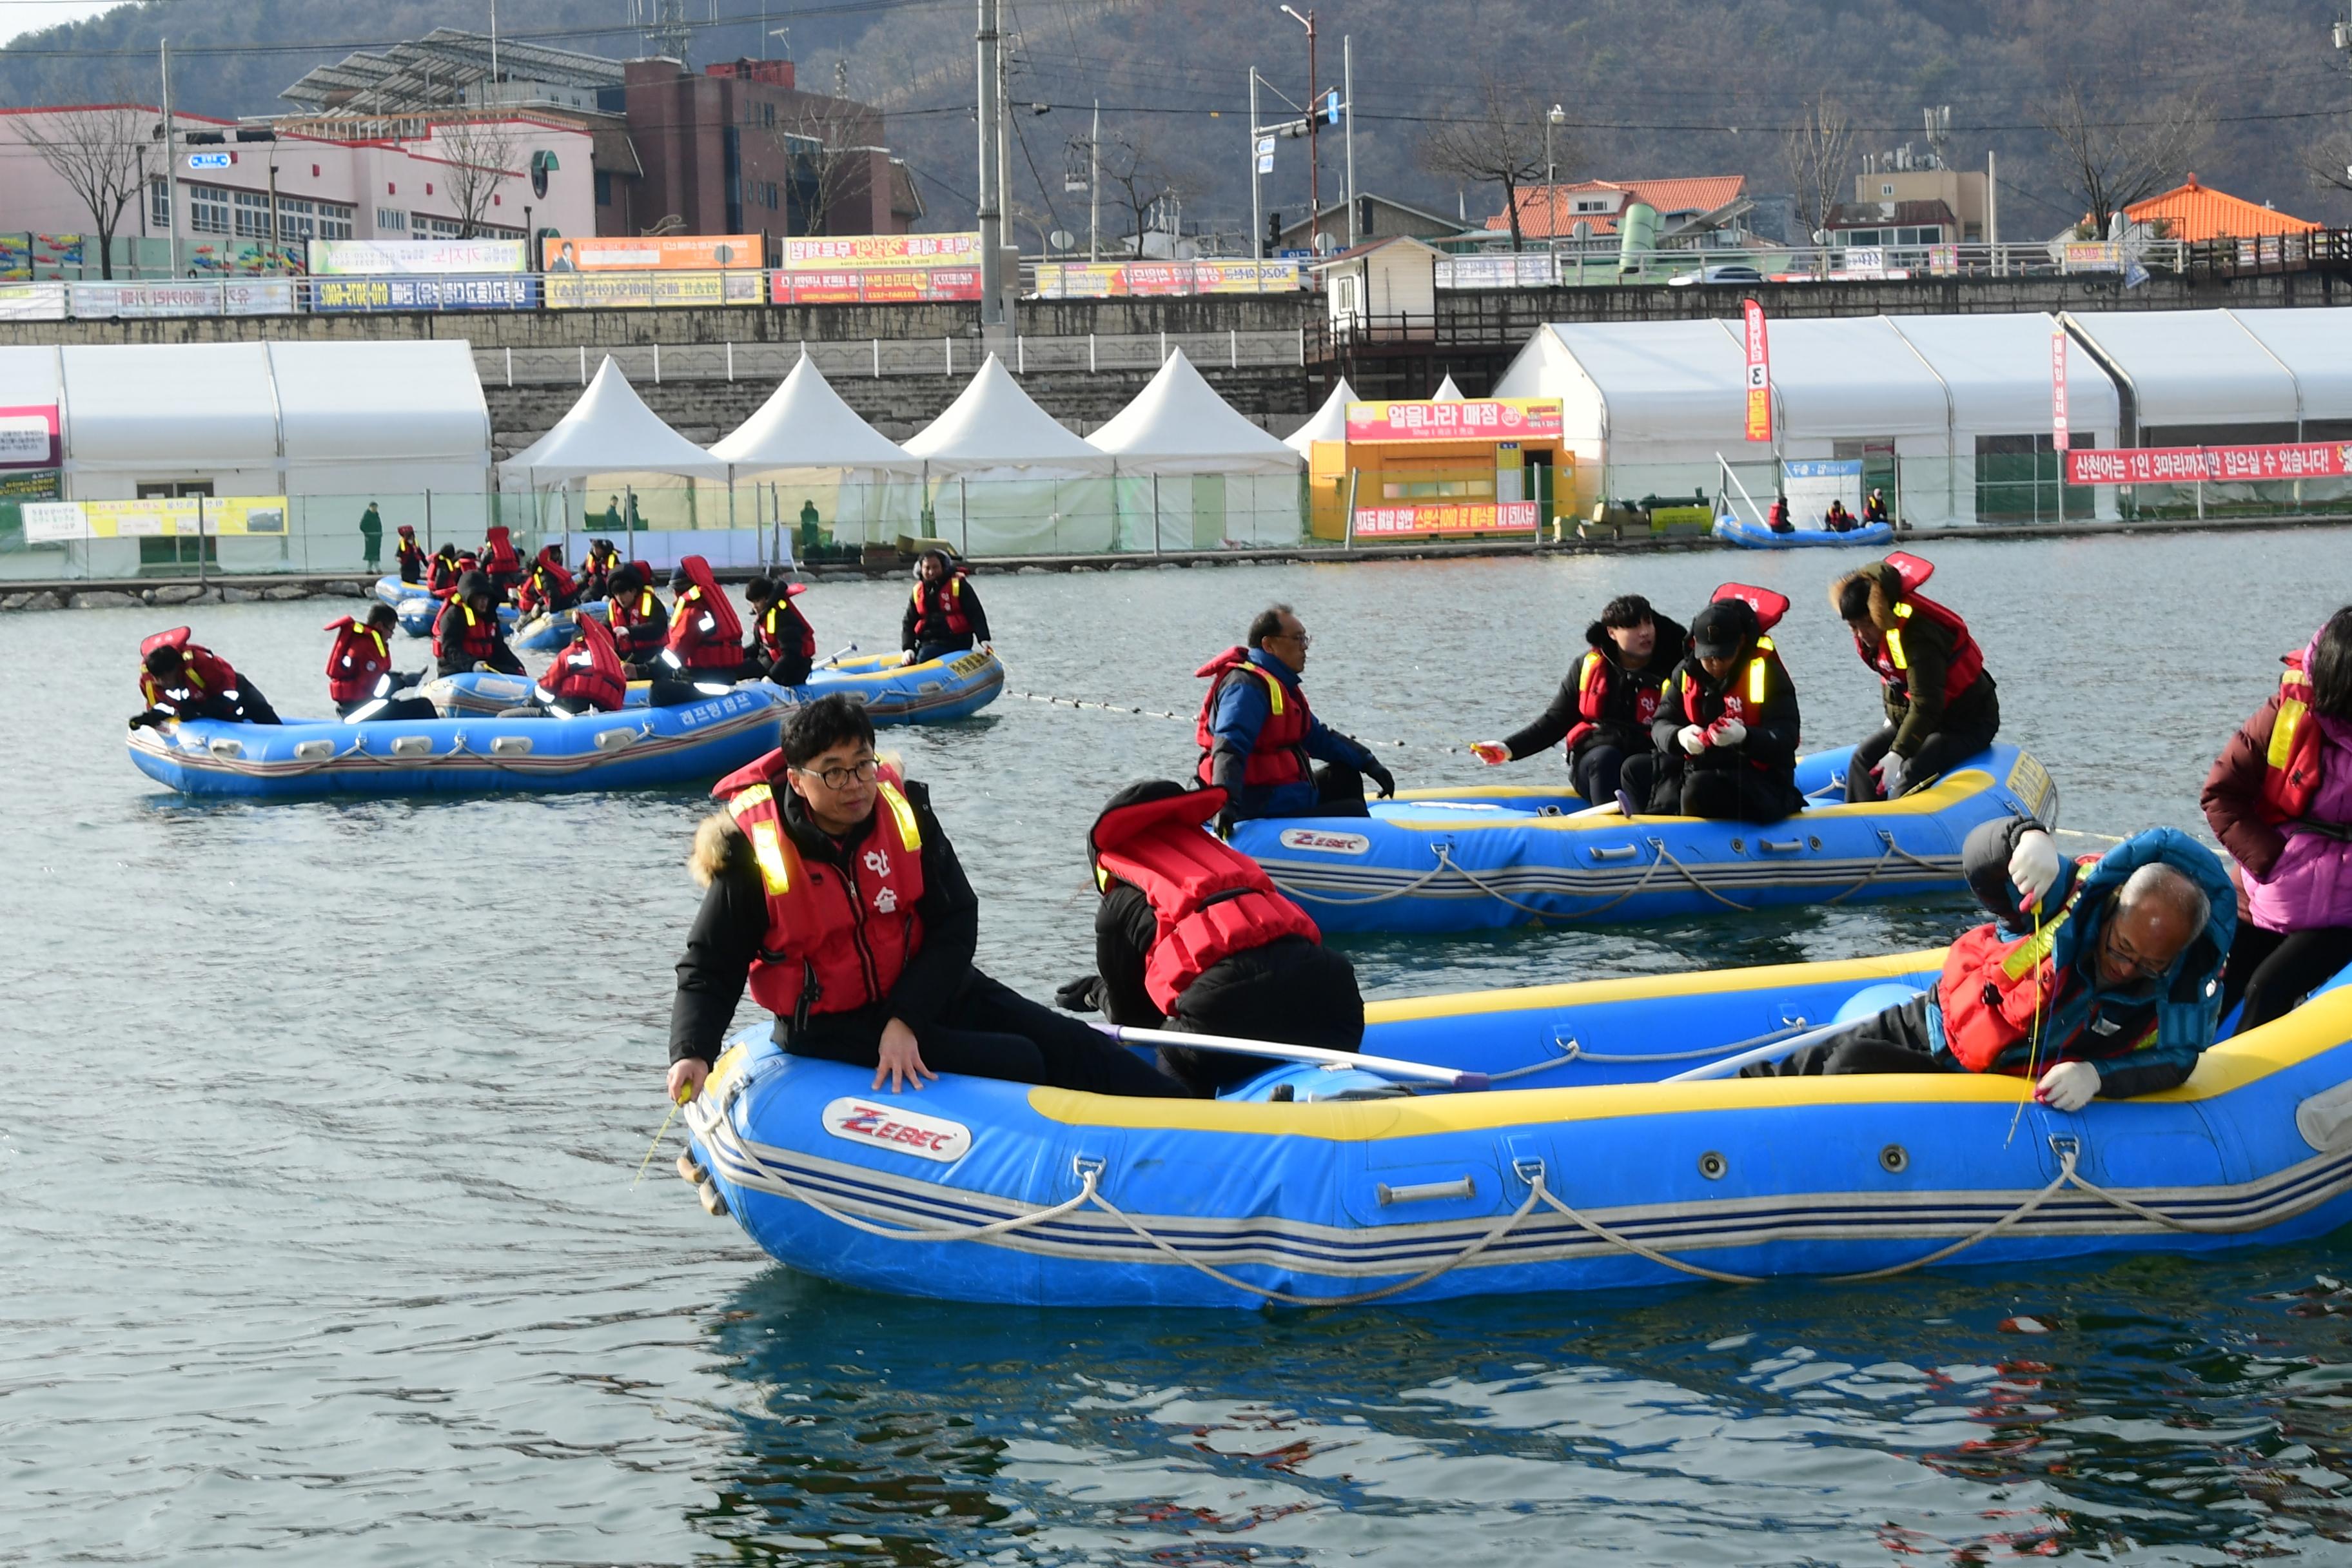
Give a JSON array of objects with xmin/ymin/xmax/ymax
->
[{"xmin": 792, "ymin": 757, "xmax": 879, "ymax": 790}]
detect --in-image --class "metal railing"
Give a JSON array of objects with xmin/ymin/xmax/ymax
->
[{"xmin": 476, "ymin": 329, "xmax": 1308, "ymax": 387}]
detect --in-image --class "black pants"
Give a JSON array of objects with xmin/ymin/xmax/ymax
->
[
  {"xmin": 1230, "ymin": 763, "xmax": 1371, "ymax": 825},
  {"xmin": 1845, "ymin": 721, "xmax": 2001, "ymax": 803},
  {"xmin": 913, "ymin": 639, "xmax": 974, "ymax": 665},
  {"xmin": 786, "ymin": 970, "xmax": 1184, "ymax": 1096},
  {"xmin": 1161, "ymin": 937, "xmax": 1366, "ymax": 1095},
  {"xmin": 2222, "ymin": 923, "xmax": 2352, "ymax": 1032},
  {"xmin": 337, "ymin": 694, "xmax": 437, "ymax": 722},
  {"xmin": 765, "ymin": 650, "xmax": 814, "ymax": 687},
  {"xmin": 1569, "ymin": 743, "xmax": 1629, "ymax": 809},
  {"xmin": 1620, "ymin": 751, "xmax": 1798, "ymax": 821},
  {"xmin": 188, "ymin": 681, "xmax": 280, "ymax": 725},
  {"xmin": 1752, "ymin": 994, "xmax": 1952, "ymax": 1077}
]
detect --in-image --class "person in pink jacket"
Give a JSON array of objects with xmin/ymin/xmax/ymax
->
[{"xmin": 2202, "ymin": 607, "xmax": 2352, "ymax": 1030}]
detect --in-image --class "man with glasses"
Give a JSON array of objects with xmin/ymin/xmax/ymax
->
[
  {"xmin": 1194, "ymin": 603, "xmax": 1393, "ymax": 834},
  {"xmin": 1756, "ymin": 816, "xmax": 2235, "ymax": 1106},
  {"xmin": 666, "ymin": 694, "xmax": 1182, "ymax": 1103}
]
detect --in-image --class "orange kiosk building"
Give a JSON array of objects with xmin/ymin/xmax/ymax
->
[{"xmin": 1306, "ymin": 397, "xmax": 1569, "ymax": 542}]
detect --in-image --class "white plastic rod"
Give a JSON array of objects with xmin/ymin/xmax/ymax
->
[
  {"xmin": 1665, "ymin": 1009, "xmax": 1909, "ymax": 1083},
  {"xmin": 1093, "ymin": 1022, "xmax": 1487, "ymax": 1090}
]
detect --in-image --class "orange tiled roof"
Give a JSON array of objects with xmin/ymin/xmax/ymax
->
[
  {"xmin": 2114, "ymin": 175, "xmax": 2318, "ymax": 243},
  {"xmin": 1487, "ymin": 175, "xmax": 1747, "ymax": 239}
]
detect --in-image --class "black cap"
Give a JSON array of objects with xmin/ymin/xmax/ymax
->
[
  {"xmin": 1689, "ymin": 600, "xmax": 1754, "ymax": 660},
  {"xmin": 669, "ymin": 565, "xmax": 691, "ymax": 590},
  {"xmin": 456, "ymin": 568, "xmax": 491, "ymax": 600}
]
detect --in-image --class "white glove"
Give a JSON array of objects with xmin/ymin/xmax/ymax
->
[
  {"xmin": 1876, "ymin": 751, "xmax": 1909, "ymax": 798},
  {"xmin": 1709, "ymin": 719, "xmax": 1747, "ymax": 749},
  {"xmin": 1469, "ymin": 741, "xmax": 1509, "ymax": 766},
  {"xmin": 2008, "ymin": 829, "xmax": 2063, "ymax": 912},
  {"xmin": 2036, "ymin": 1059, "xmax": 2100, "ymax": 1112},
  {"xmin": 1677, "ymin": 724, "xmax": 1709, "ymax": 756}
]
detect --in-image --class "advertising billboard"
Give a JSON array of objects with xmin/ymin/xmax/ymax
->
[
  {"xmin": 1032, "ymin": 260, "xmax": 1301, "ymax": 297},
  {"xmin": 543, "ymin": 271, "xmax": 765, "ymax": 309},
  {"xmin": 772, "ymin": 268, "xmax": 983, "ymax": 304},
  {"xmin": 2064, "ymin": 442, "xmax": 2352, "ymax": 485},
  {"xmin": 310, "ymin": 275, "xmax": 540, "ymax": 312},
  {"xmin": 69, "ymin": 280, "xmax": 296, "ymax": 319},
  {"xmin": 1343, "ymin": 398, "xmax": 1563, "ymax": 444},
  {"xmin": 780, "ymin": 232, "xmax": 981, "ymax": 269},
  {"xmin": 0, "ymin": 404, "xmax": 61, "ymax": 469},
  {"xmin": 22, "ymin": 495, "xmax": 289, "ymax": 544},
  {"xmin": 309, "ymin": 239, "xmax": 527, "ymax": 275},
  {"xmin": 1350, "ymin": 501, "xmax": 1541, "ymax": 538},
  {"xmin": 541, "ymin": 235, "xmax": 763, "ymax": 271}
]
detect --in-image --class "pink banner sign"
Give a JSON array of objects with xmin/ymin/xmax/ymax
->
[
  {"xmin": 1351, "ymin": 501, "xmax": 1541, "ymax": 538},
  {"xmin": 0, "ymin": 404, "xmax": 60, "ymax": 468},
  {"xmin": 1342, "ymin": 399, "xmax": 1562, "ymax": 444},
  {"xmin": 2064, "ymin": 443, "xmax": 2352, "ymax": 485}
]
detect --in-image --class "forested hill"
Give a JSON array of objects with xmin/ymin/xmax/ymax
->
[{"xmin": 6, "ymin": 0, "xmax": 2347, "ymax": 242}]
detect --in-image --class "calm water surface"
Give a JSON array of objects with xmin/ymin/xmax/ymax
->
[{"xmin": 8, "ymin": 531, "xmax": 2352, "ymax": 1563}]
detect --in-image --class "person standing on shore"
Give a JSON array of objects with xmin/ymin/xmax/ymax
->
[{"xmin": 358, "ymin": 501, "xmax": 384, "ymax": 573}]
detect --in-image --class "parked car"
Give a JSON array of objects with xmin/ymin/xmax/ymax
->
[{"xmin": 1666, "ymin": 264, "xmax": 1768, "ymax": 288}]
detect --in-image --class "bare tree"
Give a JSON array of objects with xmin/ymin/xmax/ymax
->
[
  {"xmin": 1417, "ymin": 73, "xmax": 1546, "ymax": 251},
  {"xmin": 435, "ymin": 118, "xmax": 520, "ymax": 237},
  {"xmin": 2303, "ymin": 124, "xmax": 2352, "ymax": 201},
  {"xmin": 2036, "ymin": 75, "xmax": 2211, "ymax": 239},
  {"xmin": 1781, "ymin": 90, "xmax": 1856, "ymax": 249},
  {"xmin": 1097, "ymin": 133, "xmax": 1188, "ymax": 257},
  {"xmin": 15, "ymin": 103, "xmax": 151, "ymax": 279},
  {"xmin": 771, "ymin": 98, "xmax": 869, "ymax": 237}
]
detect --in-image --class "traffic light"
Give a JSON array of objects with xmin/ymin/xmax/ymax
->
[{"xmin": 1265, "ymin": 210, "xmax": 1282, "ymax": 257}]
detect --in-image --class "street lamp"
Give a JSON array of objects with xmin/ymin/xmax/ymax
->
[
  {"xmin": 1545, "ymin": 104, "xmax": 1566, "ymax": 186},
  {"xmin": 1277, "ymin": 5, "xmax": 1318, "ymax": 250}
]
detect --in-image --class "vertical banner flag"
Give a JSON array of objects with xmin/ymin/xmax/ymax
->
[
  {"xmin": 2051, "ymin": 324, "xmax": 2071, "ymax": 451},
  {"xmin": 1742, "ymin": 298, "xmax": 1772, "ymax": 444}
]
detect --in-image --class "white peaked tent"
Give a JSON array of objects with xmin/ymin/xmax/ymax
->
[
  {"xmin": 904, "ymin": 353, "xmax": 1115, "ymax": 554},
  {"xmin": 1431, "ymin": 373, "xmax": 1466, "ymax": 402},
  {"xmin": 710, "ymin": 353, "xmax": 922, "ymax": 551},
  {"xmin": 500, "ymin": 357, "xmax": 732, "ymax": 565},
  {"xmin": 1285, "ymin": 376, "xmax": 1358, "ymax": 457},
  {"xmin": 1088, "ymin": 349, "xmax": 1304, "ymax": 547}
]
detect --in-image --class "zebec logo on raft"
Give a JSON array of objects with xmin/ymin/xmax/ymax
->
[{"xmin": 820, "ymin": 1097, "xmax": 973, "ymax": 1163}]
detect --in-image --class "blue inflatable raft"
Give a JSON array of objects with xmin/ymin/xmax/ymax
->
[
  {"xmin": 373, "ymin": 573, "xmax": 429, "ymax": 609},
  {"xmin": 678, "ymin": 952, "xmax": 2352, "ymax": 1308},
  {"xmin": 377, "ymin": 577, "xmax": 520, "ymax": 640},
  {"xmin": 805, "ymin": 648, "xmax": 1004, "ymax": 724},
  {"xmin": 1713, "ymin": 516, "xmax": 1896, "ymax": 550},
  {"xmin": 1231, "ymin": 742, "xmax": 2057, "ymax": 934},
  {"xmin": 126, "ymin": 685, "xmax": 785, "ymax": 798},
  {"xmin": 512, "ymin": 600, "xmax": 610, "ymax": 652}
]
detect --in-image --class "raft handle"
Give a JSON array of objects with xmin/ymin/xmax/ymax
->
[
  {"xmin": 1757, "ymin": 838, "xmax": 1805, "ymax": 854},
  {"xmin": 1378, "ymin": 1175, "xmax": 1477, "ymax": 1206},
  {"xmin": 390, "ymin": 734, "xmax": 432, "ymax": 757},
  {"xmin": 293, "ymin": 740, "xmax": 333, "ymax": 761},
  {"xmin": 1586, "ymin": 844, "xmax": 1641, "ymax": 863},
  {"xmin": 208, "ymin": 738, "xmax": 244, "ymax": 760}
]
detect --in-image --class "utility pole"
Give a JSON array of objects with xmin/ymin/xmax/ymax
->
[
  {"xmin": 998, "ymin": 32, "xmax": 1014, "ymax": 276},
  {"xmin": 975, "ymin": 0, "xmax": 1003, "ymax": 328},
  {"xmin": 1249, "ymin": 68, "xmax": 1262, "ymax": 259},
  {"xmin": 1279, "ymin": 6, "xmax": 1318, "ymax": 249},
  {"xmin": 489, "ymin": 0, "xmax": 500, "ymax": 101},
  {"xmin": 1342, "ymin": 35, "xmax": 1357, "ymax": 248},
  {"xmin": 160, "ymin": 37, "xmax": 179, "ymax": 278},
  {"xmin": 1089, "ymin": 99, "xmax": 1101, "ymax": 262}
]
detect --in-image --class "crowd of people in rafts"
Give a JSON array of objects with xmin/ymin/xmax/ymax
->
[
  {"xmin": 128, "ymin": 536, "xmax": 995, "ymax": 730},
  {"xmin": 658, "ymin": 553, "xmax": 2352, "ymax": 1121}
]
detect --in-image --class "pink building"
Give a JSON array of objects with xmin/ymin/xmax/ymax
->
[{"xmin": 1, "ymin": 104, "xmax": 598, "ymax": 274}]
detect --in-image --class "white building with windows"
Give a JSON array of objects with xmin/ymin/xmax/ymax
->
[{"xmin": 0, "ymin": 103, "xmax": 594, "ymax": 275}]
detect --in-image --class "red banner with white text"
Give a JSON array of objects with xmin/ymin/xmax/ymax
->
[{"xmin": 2064, "ymin": 443, "xmax": 2352, "ymax": 485}]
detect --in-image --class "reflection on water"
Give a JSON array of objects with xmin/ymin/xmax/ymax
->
[{"xmin": 8, "ymin": 530, "xmax": 2352, "ymax": 1563}]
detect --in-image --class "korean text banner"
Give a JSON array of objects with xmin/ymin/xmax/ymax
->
[
  {"xmin": 1343, "ymin": 399, "xmax": 1563, "ymax": 444},
  {"xmin": 1351, "ymin": 501, "xmax": 1540, "ymax": 538},
  {"xmin": 771, "ymin": 268, "xmax": 982, "ymax": 304},
  {"xmin": 542, "ymin": 235, "xmax": 763, "ymax": 271},
  {"xmin": 311, "ymin": 275, "xmax": 539, "ymax": 312},
  {"xmin": 310, "ymin": 239, "xmax": 526, "ymax": 275},
  {"xmin": 69, "ymin": 280, "xmax": 295, "ymax": 319},
  {"xmin": 22, "ymin": 495, "xmax": 288, "ymax": 544},
  {"xmin": 0, "ymin": 404, "xmax": 61, "ymax": 469},
  {"xmin": 1032, "ymin": 260, "xmax": 1300, "ymax": 297},
  {"xmin": 2064, "ymin": 443, "xmax": 2352, "ymax": 485},
  {"xmin": 544, "ymin": 271, "xmax": 765, "ymax": 309},
  {"xmin": 781, "ymin": 233, "xmax": 981, "ymax": 269},
  {"xmin": 0, "ymin": 282, "xmax": 71, "ymax": 320}
]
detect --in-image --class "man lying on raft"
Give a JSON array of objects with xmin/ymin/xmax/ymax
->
[
  {"xmin": 1057, "ymin": 779, "xmax": 1366, "ymax": 1095},
  {"xmin": 1196, "ymin": 604, "xmax": 1394, "ymax": 835},
  {"xmin": 667, "ymin": 694, "xmax": 1185, "ymax": 1102},
  {"xmin": 129, "ymin": 627, "xmax": 280, "ymax": 729},
  {"xmin": 1754, "ymin": 815, "xmax": 2235, "ymax": 1108}
]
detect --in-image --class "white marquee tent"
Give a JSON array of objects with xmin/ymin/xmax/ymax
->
[
  {"xmin": 904, "ymin": 353, "xmax": 1114, "ymax": 553},
  {"xmin": 710, "ymin": 352, "xmax": 921, "ymax": 553},
  {"xmin": 1284, "ymin": 376, "xmax": 1358, "ymax": 458},
  {"xmin": 1086, "ymin": 349, "xmax": 1303, "ymax": 547},
  {"xmin": 501, "ymin": 357, "xmax": 734, "ymax": 566}
]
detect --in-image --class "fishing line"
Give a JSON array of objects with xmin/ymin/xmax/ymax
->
[
  {"xmin": 1004, "ymin": 689, "xmax": 1464, "ymax": 754},
  {"xmin": 633, "ymin": 1086, "xmax": 692, "ymax": 1188}
]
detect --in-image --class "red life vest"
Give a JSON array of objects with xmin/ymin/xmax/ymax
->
[
  {"xmin": 1193, "ymin": 647, "xmax": 1313, "ymax": 789},
  {"xmin": 609, "ymin": 583, "xmax": 667, "ymax": 656},
  {"xmin": 427, "ymin": 554, "xmax": 461, "ymax": 596},
  {"xmin": 713, "ymin": 756, "xmax": 927, "ymax": 1025},
  {"xmin": 2259, "ymin": 653, "xmax": 2325, "ymax": 824},
  {"xmin": 584, "ymin": 542, "xmax": 622, "ymax": 581},
  {"xmin": 758, "ymin": 592, "xmax": 816, "ymax": 660},
  {"xmin": 323, "ymin": 616, "xmax": 395, "ymax": 703},
  {"xmin": 1561, "ymin": 647, "xmax": 1667, "ymax": 752},
  {"xmin": 910, "ymin": 575, "xmax": 974, "ymax": 638},
  {"xmin": 519, "ymin": 549, "xmax": 575, "ymax": 616},
  {"xmin": 1678, "ymin": 635, "xmax": 1789, "ymax": 725},
  {"xmin": 1854, "ymin": 553, "xmax": 1985, "ymax": 708},
  {"xmin": 433, "ymin": 598, "xmax": 500, "ymax": 665},
  {"xmin": 395, "ymin": 533, "xmax": 426, "ymax": 580},
  {"xmin": 482, "ymin": 527, "xmax": 521, "ymax": 576},
  {"xmin": 669, "ymin": 555, "xmax": 746, "ymax": 671},
  {"xmin": 536, "ymin": 614, "xmax": 628, "ymax": 713},
  {"xmin": 1091, "ymin": 786, "xmax": 1322, "ymax": 1012},
  {"xmin": 1936, "ymin": 856, "xmax": 2109, "ymax": 1072},
  {"xmin": 138, "ymin": 629, "xmax": 241, "ymax": 710}
]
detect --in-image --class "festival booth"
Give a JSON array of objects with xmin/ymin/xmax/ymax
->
[
  {"xmin": 1085, "ymin": 349, "xmax": 1304, "ymax": 549},
  {"xmin": 709, "ymin": 353, "xmax": 923, "ymax": 558},
  {"xmin": 901, "ymin": 354, "xmax": 1116, "ymax": 556},
  {"xmin": 1304, "ymin": 394, "xmax": 1569, "ymax": 544},
  {"xmin": 2061, "ymin": 308, "xmax": 2352, "ymax": 515},
  {"xmin": 3, "ymin": 341, "xmax": 491, "ymax": 580},
  {"xmin": 497, "ymin": 357, "xmax": 734, "ymax": 568},
  {"xmin": 1885, "ymin": 313, "xmax": 2121, "ymax": 525}
]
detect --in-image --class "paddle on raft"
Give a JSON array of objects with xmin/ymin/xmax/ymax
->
[
  {"xmin": 1663, "ymin": 995, "xmax": 1926, "ymax": 1083},
  {"xmin": 821, "ymin": 642, "xmax": 858, "ymax": 668},
  {"xmin": 1090, "ymin": 1022, "xmax": 1489, "ymax": 1091}
]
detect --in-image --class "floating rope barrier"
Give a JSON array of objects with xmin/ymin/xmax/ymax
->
[{"xmin": 1004, "ymin": 689, "xmax": 1463, "ymax": 754}]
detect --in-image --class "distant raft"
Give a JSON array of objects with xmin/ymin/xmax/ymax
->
[
  {"xmin": 805, "ymin": 648, "xmax": 1004, "ymax": 725},
  {"xmin": 512, "ymin": 600, "xmax": 610, "ymax": 652},
  {"xmin": 125, "ymin": 685, "xmax": 787, "ymax": 798},
  {"xmin": 1712, "ymin": 517, "xmax": 1897, "ymax": 550},
  {"xmin": 681, "ymin": 952, "xmax": 2352, "ymax": 1309},
  {"xmin": 1230, "ymin": 743, "xmax": 2059, "ymax": 934}
]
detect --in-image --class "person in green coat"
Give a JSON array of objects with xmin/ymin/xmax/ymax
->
[
  {"xmin": 358, "ymin": 500, "xmax": 384, "ymax": 571},
  {"xmin": 798, "ymin": 498, "xmax": 823, "ymax": 557}
]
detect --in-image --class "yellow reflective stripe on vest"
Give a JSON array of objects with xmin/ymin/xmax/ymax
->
[
  {"xmin": 1999, "ymin": 893, "xmax": 2081, "ymax": 981},
  {"xmin": 877, "ymin": 780, "xmax": 922, "ymax": 850},
  {"xmin": 1745, "ymin": 656, "xmax": 1767, "ymax": 704},
  {"xmin": 1246, "ymin": 663, "xmax": 1286, "ymax": 715},
  {"xmin": 725, "ymin": 784, "xmax": 792, "ymax": 894},
  {"xmin": 1884, "ymin": 622, "xmax": 1909, "ymax": 671},
  {"xmin": 2271, "ymin": 692, "xmax": 2309, "ymax": 771},
  {"xmin": 1577, "ymin": 650, "xmax": 1603, "ymax": 694}
]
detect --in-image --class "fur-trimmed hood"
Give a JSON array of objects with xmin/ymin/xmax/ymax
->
[
  {"xmin": 689, "ymin": 811, "xmax": 748, "ymax": 888},
  {"xmin": 1828, "ymin": 560, "xmax": 1905, "ymax": 632}
]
